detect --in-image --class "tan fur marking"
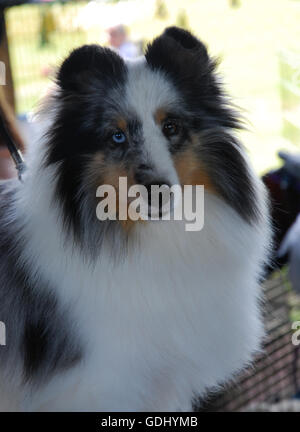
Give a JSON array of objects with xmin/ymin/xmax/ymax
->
[
  {"xmin": 86, "ymin": 152, "xmax": 143, "ymax": 232},
  {"xmin": 154, "ymin": 108, "xmax": 167, "ymax": 125},
  {"xmin": 174, "ymin": 148, "xmax": 216, "ymax": 194},
  {"xmin": 117, "ymin": 118, "xmax": 127, "ymax": 131}
]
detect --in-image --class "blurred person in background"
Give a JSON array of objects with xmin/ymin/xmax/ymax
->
[{"xmin": 107, "ymin": 24, "xmax": 140, "ymax": 59}]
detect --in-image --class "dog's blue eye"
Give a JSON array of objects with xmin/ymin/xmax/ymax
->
[{"xmin": 112, "ymin": 131, "xmax": 126, "ymax": 144}]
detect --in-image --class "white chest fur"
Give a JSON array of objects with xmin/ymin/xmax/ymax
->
[{"xmin": 18, "ymin": 181, "xmax": 268, "ymax": 411}]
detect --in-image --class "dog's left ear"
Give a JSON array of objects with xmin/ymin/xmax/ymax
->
[
  {"xmin": 145, "ymin": 26, "xmax": 210, "ymax": 74},
  {"xmin": 162, "ymin": 27, "xmax": 208, "ymax": 57},
  {"xmin": 145, "ymin": 27, "xmax": 239, "ymax": 129}
]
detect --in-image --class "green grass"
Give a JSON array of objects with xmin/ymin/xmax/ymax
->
[{"xmin": 5, "ymin": 0, "xmax": 300, "ymax": 173}]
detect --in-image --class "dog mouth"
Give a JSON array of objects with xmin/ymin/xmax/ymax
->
[
  {"xmin": 96, "ymin": 182, "xmax": 178, "ymax": 223},
  {"xmin": 139, "ymin": 183, "xmax": 172, "ymax": 219}
]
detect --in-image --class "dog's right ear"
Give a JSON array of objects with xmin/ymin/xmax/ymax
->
[
  {"xmin": 163, "ymin": 26, "xmax": 208, "ymax": 56},
  {"xmin": 145, "ymin": 26, "xmax": 210, "ymax": 74},
  {"xmin": 57, "ymin": 45, "xmax": 126, "ymax": 92}
]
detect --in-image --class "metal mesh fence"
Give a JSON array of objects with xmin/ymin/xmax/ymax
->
[
  {"xmin": 4, "ymin": 1, "xmax": 100, "ymax": 114},
  {"xmin": 197, "ymin": 270, "xmax": 300, "ymax": 412}
]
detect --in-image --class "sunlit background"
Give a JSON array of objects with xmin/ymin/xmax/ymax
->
[{"xmin": 4, "ymin": 0, "xmax": 300, "ymax": 174}]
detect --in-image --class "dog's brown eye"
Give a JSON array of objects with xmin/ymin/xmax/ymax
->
[{"xmin": 162, "ymin": 121, "xmax": 180, "ymax": 138}]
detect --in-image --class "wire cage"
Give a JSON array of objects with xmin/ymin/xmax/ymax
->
[{"xmin": 197, "ymin": 269, "xmax": 300, "ymax": 412}]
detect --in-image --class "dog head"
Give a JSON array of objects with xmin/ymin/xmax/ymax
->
[{"xmin": 43, "ymin": 27, "xmax": 259, "ymax": 249}]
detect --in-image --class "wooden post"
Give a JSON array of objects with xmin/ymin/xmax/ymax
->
[{"xmin": 0, "ymin": 8, "xmax": 15, "ymax": 112}]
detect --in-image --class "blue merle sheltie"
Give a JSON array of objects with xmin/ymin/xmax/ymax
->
[{"xmin": 0, "ymin": 27, "xmax": 271, "ymax": 411}]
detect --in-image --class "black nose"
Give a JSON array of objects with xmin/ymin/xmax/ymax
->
[{"xmin": 135, "ymin": 169, "xmax": 171, "ymax": 216}]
